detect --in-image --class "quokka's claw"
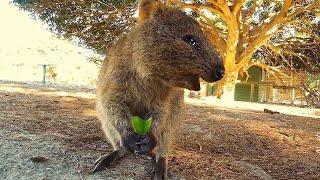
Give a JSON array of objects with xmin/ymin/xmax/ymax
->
[
  {"xmin": 92, "ymin": 148, "xmax": 126, "ymax": 173},
  {"xmin": 94, "ymin": 155, "xmax": 105, "ymax": 166}
]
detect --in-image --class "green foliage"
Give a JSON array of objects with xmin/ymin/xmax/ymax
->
[
  {"xmin": 303, "ymin": 73, "xmax": 320, "ymax": 108},
  {"xmin": 131, "ymin": 116, "xmax": 152, "ymax": 136},
  {"xmin": 12, "ymin": 0, "xmax": 138, "ymax": 54},
  {"xmin": 307, "ymin": 74, "xmax": 320, "ymax": 89}
]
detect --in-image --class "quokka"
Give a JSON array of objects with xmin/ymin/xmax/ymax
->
[{"xmin": 93, "ymin": 0, "xmax": 224, "ymax": 179}]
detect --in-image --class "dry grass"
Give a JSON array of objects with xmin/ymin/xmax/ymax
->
[{"xmin": 0, "ymin": 82, "xmax": 319, "ymax": 179}]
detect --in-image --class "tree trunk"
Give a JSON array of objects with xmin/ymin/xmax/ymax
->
[{"xmin": 219, "ymin": 71, "xmax": 238, "ymax": 102}]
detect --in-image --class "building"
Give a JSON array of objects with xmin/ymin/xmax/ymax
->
[{"xmin": 188, "ymin": 66, "xmax": 307, "ymax": 105}]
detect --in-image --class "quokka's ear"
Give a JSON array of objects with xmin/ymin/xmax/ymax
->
[{"xmin": 138, "ymin": 0, "xmax": 160, "ymax": 23}]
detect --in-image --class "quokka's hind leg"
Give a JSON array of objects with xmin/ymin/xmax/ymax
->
[
  {"xmin": 91, "ymin": 122, "xmax": 128, "ymax": 173},
  {"xmin": 92, "ymin": 99, "xmax": 131, "ymax": 173}
]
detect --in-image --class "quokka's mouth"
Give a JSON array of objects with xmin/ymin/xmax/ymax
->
[
  {"xmin": 169, "ymin": 75, "xmax": 200, "ymax": 91},
  {"xmin": 184, "ymin": 76, "xmax": 200, "ymax": 91}
]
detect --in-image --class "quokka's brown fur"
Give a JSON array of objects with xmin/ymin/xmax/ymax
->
[{"xmin": 93, "ymin": 0, "xmax": 224, "ymax": 179}]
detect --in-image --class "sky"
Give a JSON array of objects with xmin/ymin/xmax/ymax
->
[
  {"xmin": 0, "ymin": 0, "xmax": 102, "ymax": 63},
  {"xmin": 0, "ymin": 0, "xmax": 56, "ymax": 62},
  {"xmin": 0, "ymin": 0, "xmax": 102, "ymax": 85}
]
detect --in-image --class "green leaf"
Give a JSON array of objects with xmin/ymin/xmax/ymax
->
[
  {"xmin": 132, "ymin": 116, "xmax": 144, "ymax": 135},
  {"xmin": 131, "ymin": 116, "xmax": 152, "ymax": 135},
  {"xmin": 141, "ymin": 117, "xmax": 152, "ymax": 135}
]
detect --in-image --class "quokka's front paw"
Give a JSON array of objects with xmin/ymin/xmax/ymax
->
[{"xmin": 123, "ymin": 132, "xmax": 156, "ymax": 154}]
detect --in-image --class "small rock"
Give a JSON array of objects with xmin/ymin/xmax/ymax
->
[
  {"xmin": 264, "ymin": 109, "xmax": 280, "ymax": 115},
  {"xmin": 30, "ymin": 156, "xmax": 48, "ymax": 163}
]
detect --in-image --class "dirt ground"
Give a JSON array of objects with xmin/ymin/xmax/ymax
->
[{"xmin": 0, "ymin": 81, "xmax": 319, "ymax": 180}]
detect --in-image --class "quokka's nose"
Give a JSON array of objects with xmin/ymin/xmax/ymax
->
[
  {"xmin": 213, "ymin": 66, "xmax": 224, "ymax": 81},
  {"xmin": 201, "ymin": 64, "xmax": 225, "ymax": 83}
]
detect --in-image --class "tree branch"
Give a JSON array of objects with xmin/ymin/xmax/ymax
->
[
  {"xmin": 243, "ymin": 0, "xmax": 264, "ymax": 21},
  {"xmin": 231, "ymin": 0, "xmax": 246, "ymax": 15},
  {"xmin": 199, "ymin": 16, "xmax": 227, "ymax": 58},
  {"xmin": 264, "ymin": 43, "xmax": 293, "ymax": 68},
  {"xmin": 240, "ymin": 0, "xmax": 264, "ymax": 45},
  {"xmin": 169, "ymin": 0, "xmax": 226, "ymax": 20},
  {"xmin": 251, "ymin": 0, "xmax": 293, "ymax": 38},
  {"xmin": 236, "ymin": 0, "xmax": 293, "ymax": 70},
  {"xmin": 236, "ymin": 8, "xmax": 245, "ymax": 61},
  {"xmin": 285, "ymin": 3, "xmax": 320, "ymax": 21},
  {"xmin": 238, "ymin": 2, "xmax": 320, "ymax": 70},
  {"xmin": 295, "ymin": 27, "xmax": 320, "ymax": 41},
  {"xmin": 215, "ymin": 1, "xmax": 239, "ymax": 71}
]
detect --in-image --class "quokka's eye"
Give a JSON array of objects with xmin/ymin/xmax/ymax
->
[{"xmin": 183, "ymin": 35, "xmax": 199, "ymax": 49}]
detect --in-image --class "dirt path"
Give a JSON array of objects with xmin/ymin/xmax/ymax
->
[{"xmin": 0, "ymin": 82, "xmax": 319, "ymax": 179}]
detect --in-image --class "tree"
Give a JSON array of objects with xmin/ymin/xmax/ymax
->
[
  {"xmin": 169, "ymin": 0, "xmax": 320, "ymax": 101},
  {"xmin": 13, "ymin": 0, "xmax": 138, "ymax": 54}
]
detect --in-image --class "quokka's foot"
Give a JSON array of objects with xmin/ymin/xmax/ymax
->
[
  {"xmin": 92, "ymin": 148, "xmax": 126, "ymax": 173},
  {"xmin": 124, "ymin": 132, "xmax": 156, "ymax": 154},
  {"xmin": 153, "ymin": 157, "xmax": 167, "ymax": 180}
]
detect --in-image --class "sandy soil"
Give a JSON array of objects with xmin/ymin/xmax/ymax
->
[{"xmin": 0, "ymin": 81, "xmax": 319, "ymax": 180}]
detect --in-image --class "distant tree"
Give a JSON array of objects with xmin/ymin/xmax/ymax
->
[
  {"xmin": 302, "ymin": 73, "xmax": 320, "ymax": 107},
  {"xmin": 13, "ymin": 0, "xmax": 138, "ymax": 53}
]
